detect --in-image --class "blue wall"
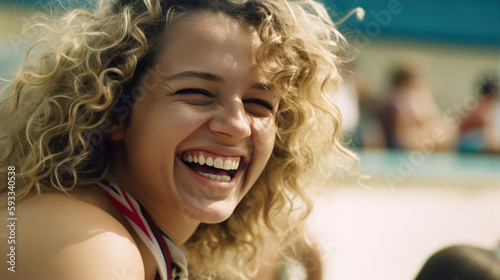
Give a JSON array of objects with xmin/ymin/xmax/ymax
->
[{"xmin": 324, "ymin": 0, "xmax": 500, "ymax": 47}]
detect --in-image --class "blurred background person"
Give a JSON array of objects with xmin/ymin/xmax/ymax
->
[
  {"xmin": 335, "ymin": 61, "xmax": 387, "ymax": 149},
  {"xmin": 459, "ymin": 72, "xmax": 500, "ymax": 153},
  {"xmin": 376, "ymin": 64, "xmax": 457, "ymax": 150},
  {"xmin": 336, "ymin": 61, "xmax": 386, "ymax": 149}
]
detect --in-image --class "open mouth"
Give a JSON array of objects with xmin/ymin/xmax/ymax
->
[{"xmin": 181, "ymin": 151, "xmax": 241, "ymax": 182}]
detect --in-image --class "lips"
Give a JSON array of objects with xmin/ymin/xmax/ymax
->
[{"xmin": 181, "ymin": 150, "xmax": 243, "ymax": 182}]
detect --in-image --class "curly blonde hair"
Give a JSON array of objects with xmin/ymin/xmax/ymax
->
[{"xmin": 0, "ymin": 0, "xmax": 359, "ymax": 278}]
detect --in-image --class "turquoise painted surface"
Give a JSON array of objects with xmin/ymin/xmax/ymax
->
[
  {"xmin": 327, "ymin": 0, "xmax": 500, "ymax": 47},
  {"xmin": 359, "ymin": 149, "xmax": 500, "ymax": 180}
]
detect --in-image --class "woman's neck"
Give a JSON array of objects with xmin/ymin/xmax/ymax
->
[{"xmin": 106, "ymin": 161, "xmax": 200, "ymax": 245}]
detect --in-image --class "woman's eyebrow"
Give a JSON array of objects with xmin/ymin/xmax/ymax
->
[
  {"xmin": 163, "ymin": 70, "xmax": 271, "ymax": 91},
  {"xmin": 164, "ymin": 71, "xmax": 225, "ymax": 83}
]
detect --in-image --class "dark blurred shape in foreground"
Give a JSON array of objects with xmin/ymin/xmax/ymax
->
[{"xmin": 416, "ymin": 245, "xmax": 500, "ymax": 280}]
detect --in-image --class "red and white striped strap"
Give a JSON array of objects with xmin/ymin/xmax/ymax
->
[{"xmin": 98, "ymin": 178, "xmax": 188, "ymax": 280}]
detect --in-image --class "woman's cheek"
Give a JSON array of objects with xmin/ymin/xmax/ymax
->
[
  {"xmin": 252, "ymin": 117, "xmax": 277, "ymax": 157},
  {"xmin": 166, "ymin": 106, "xmax": 211, "ymax": 133}
]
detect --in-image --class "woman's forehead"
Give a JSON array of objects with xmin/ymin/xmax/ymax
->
[
  {"xmin": 154, "ymin": 13, "xmax": 269, "ymax": 85},
  {"xmin": 166, "ymin": 12, "xmax": 260, "ymax": 52}
]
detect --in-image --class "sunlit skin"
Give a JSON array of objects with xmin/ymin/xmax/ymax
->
[{"xmin": 108, "ymin": 13, "xmax": 279, "ymax": 246}]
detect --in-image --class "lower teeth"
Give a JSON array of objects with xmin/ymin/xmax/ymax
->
[{"xmin": 197, "ymin": 172, "xmax": 231, "ymax": 182}]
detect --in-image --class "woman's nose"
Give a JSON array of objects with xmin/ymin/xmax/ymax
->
[{"xmin": 208, "ymin": 100, "xmax": 251, "ymax": 141}]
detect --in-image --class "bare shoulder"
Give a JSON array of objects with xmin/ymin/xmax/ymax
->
[{"xmin": 0, "ymin": 189, "xmax": 144, "ymax": 280}]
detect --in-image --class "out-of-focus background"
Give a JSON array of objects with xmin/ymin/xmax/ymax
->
[
  {"xmin": 307, "ymin": 1, "xmax": 500, "ymax": 279},
  {"xmin": 0, "ymin": 0, "xmax": 499, "ymax": 279}
]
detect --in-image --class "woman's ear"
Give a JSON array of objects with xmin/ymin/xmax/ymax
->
[{"xmin": 107, "ymin": 119, "xmax": 126, "ymax": 141}]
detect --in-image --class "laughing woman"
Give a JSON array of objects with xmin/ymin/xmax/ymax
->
[{"xmin": 0, "ymin": 0, "xmax": 357, "ymax": 279}]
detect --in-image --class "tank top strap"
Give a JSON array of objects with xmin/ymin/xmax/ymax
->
[{"xmin": 98, "ymin": 178, "xmax": 188, "ymax": 280}]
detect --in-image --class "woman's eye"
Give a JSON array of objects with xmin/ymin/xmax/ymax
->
[
  {"xmin": 174, "ymin": 88, "xmax": 213, "ymax": 97},
  {"xmin": 243, "ymin": 98, "xmax": 274, "ymax": 111}
]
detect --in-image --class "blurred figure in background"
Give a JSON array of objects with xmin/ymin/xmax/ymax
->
[
  {"xmin": 335, "ymin": 62, "xmax": 385, "ymax": 149},
  {"xmin": 377, "ymin": 64, "xmax": 456, "ymax": 150},
  {"xmin": 355, "ymin": 69, "xmax": 387, "ymax": 149},
  {"xmin": 458, "ymin": 72, "xmax": 500, "ymax": 153},
  {"xmin": 415, "ymin": 245, "xmax": 500, "ymax": 280}
]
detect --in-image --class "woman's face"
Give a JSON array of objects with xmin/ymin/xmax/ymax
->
[{"xmin": 111, "ymin": 13, "xmax": 278, "ymax": 224}]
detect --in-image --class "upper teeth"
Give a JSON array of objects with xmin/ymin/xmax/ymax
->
[{"xmin": 182, "ymin": 154, "xmax": 239, "ymax": 171}]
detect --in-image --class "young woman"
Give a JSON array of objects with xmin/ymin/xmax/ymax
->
[{"xmin": 0, "ymin": 0, "xmax": 357, "ymax": 279}]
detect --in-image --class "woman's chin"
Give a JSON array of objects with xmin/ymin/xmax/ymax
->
[
  {"xmin": 184, "ymin": 202, "xmax": 236, "ymax": 224},
  {"xmin": 199, "ymin": 214, "xmax": 232, "ymax": 224}
]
